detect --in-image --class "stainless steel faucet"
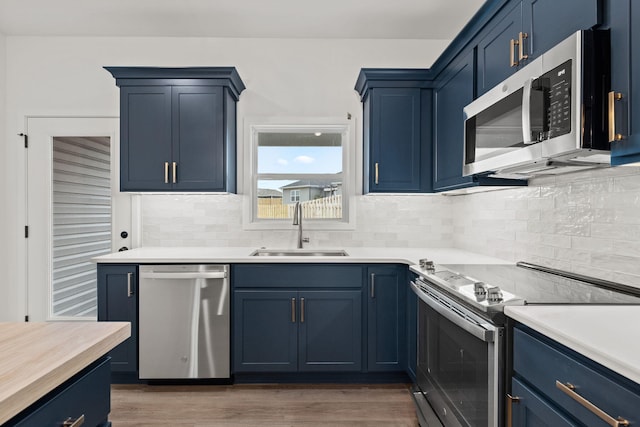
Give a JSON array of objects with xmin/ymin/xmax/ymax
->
[{"xmin": 292, "ymin": 202, "xmax": 307, "ymax": 249}]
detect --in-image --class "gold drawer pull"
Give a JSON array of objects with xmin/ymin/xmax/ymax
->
[
  {"xmin": 62, "ymin": 414, "xmax": 85, "ymax": 427},
  {"xmin": 506, "ymin": 394, "xmax": 520, "ymax": 427},
  {"xmin": 164, "ymin": 161, "xmax": 169, "ymax": 184},
  {"xmin": 556, "ymin": 381, "xmax": 629, "ymax": 427},
  {"xmin": 608, "ymin": 91, "xmax": 624, "ymax": 143},
  {"xmin": 374, "ymin": 162, "xmax": 379, "ymax": 185},
  {"xmin": 291, "ymin": 298, "xmax": 296, "ymax": 323}
]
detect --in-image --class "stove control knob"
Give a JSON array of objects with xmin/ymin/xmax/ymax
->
[
  {"xmin": 419, "ymin": 259, "xmax": 435, "ymax": 273},
  {"xmin": 487, "ymin": 286, "xmax": 504, "ymax": 303},
  {"xmin": 474, "ymin": 282, "xmax": 487, "ymax": 297}
]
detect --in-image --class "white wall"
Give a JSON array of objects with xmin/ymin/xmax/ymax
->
[
  {"xmin": 451, "ymin": 167, "xmax": 640, "ymax": 288},
  {"xmin": 1, "ymin": 36, "xmax": 449, "ymax": 321},
  {"xmin": 0, "ymin": 32, "xmax": 7, "ymax": 318}
]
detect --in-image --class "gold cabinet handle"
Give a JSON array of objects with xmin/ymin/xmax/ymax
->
[
  {"xmin": 127, "ymin": 272, "xmax": 134, "ymax": 297},
  {"xmin": 300, "ymin": 297, "xmax": 305, "ymax": 323},
  {"xmin": 510, "ymin": 38, "xmax": 518, "ymax": 67},
  {"xmin": 608, "ymin": 91, "xmax": 624, "ymax": 143},
  {"xmin": 370, "ymin": 273, "xmax": 376, "ymax": 298},
  {"xmin": 518, "ymin": 32, "xmax": 528, "ymax": 61},
  {"xmin": 556, "ymin": 381, "xmax": 630, "ymax": 427},
  {"xmin": 506, "ymin": 394, "xmax": 520, "ymax": 427},
  {"xmin": 164, "ymin": 162, "xmax": 169, "ymax": 184},
  {"xmin": 62, "ymin": 415, "xmax": 85, "ymax": 427},
  {"xmin": 374, "ymin": 162, "xmax": 379, "ymax": 185},
  {"xmin": 172, "ymin": 162, "xmax": 177, "ymax": 184},
  {"xmin": 291, "ymin": 298, "xmax": 296, "ymax": 323}
]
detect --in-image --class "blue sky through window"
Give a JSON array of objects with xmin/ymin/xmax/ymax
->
[{"xmin": 258, "ymin": 146, "xmax": 342, "ymax": 174}]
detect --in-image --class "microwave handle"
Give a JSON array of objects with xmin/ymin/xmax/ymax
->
[{"xmin": 522, "ymin": 77, "xmax": 535, "ymax": 144}]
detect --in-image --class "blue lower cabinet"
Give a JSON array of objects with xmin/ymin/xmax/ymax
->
[
  {"xmin": 510, "ymin": 377, "xmax": 578, "ymax": 426},
  {"xmin": 233, "ymin": 290, "xmax": 298, "ymax": 372},
  {"xmin": 97, "ymin": 264, "xmax": 137, "ymax": 373},
  {"xmin": 367, "ymin": 266, "xmax": 406, "ymax": 372},
  {"xmin": 233, "ymin": 289, "xmax": 362, "ymax": 373},
  {"xmin": 8, "ymin": 357, "xmax": 112, "ymax": 427},
  {"xmin": 298, "ymin": 290, "xmax": 362, "ymax": 372},
  {"xmin": 406, "ymin": 273, "xmax": 418, "ymax": 381},
  {"xmin": 510, "ymin": 325, "xmax": 640, "ymax": 426}
]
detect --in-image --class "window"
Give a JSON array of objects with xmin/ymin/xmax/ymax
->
[{"xmin": 246, "ymin": 122, "xmax": 353, "ymax": 229}]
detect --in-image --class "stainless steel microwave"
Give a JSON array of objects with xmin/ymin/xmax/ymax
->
[{"xmin": 463, "ymin": 30, "xmax": 611, "ymax": 178}]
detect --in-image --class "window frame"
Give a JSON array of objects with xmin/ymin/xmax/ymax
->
[{"xmin": 243, "ymin": 119, "xmax": 355, "ymax": 230}]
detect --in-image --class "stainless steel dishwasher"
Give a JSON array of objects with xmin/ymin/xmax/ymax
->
[{"xmin": 138, "ymin": 264, "xmax": 230, "ymax": 379}]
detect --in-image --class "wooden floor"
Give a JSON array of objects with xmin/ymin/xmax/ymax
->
[{"xmin": 110, "ymin": 383, "xmax": 418, "ymax": 426}]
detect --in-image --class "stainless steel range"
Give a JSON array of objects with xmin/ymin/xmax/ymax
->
[{"xmin": 409, "ymin": 261, "xmax": 640, "ymax": 427}]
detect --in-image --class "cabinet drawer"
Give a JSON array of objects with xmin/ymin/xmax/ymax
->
[
  {"xmin": 511, "ymin": 377, "xmax": 578, "ymax": 426},
  {"xmin": 513, "ymin": 327, "xmax": 640, "ymax": 427},
  {"xmin": 8, "ymin": 356, "xmax": 111, "ymax": 427},
  {"xmin": 233, "ymin": 264, "xmax": 363, "ymax": 288}
]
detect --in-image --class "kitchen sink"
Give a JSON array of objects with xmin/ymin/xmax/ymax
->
[{"xmin": 250, "ymin": 249, "xmax": 349, "ymax": 257}]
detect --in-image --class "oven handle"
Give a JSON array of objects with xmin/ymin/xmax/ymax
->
[{"xmin": 410, "ymin": 281, "xmax": 495, "ymax": 343}]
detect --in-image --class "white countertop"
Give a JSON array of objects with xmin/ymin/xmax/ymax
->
[
  {"xmin": 92, "ymin": 246, "xmax": 512, "ymax": 265},
  {"xmin": 505, "ymin": 306, "xmax": 640, "ymax": 385}
]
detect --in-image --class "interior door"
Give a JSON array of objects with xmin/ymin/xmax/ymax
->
[{"xmin": 26, "ymin": 117, "xmax": 132, "ymax": 321}]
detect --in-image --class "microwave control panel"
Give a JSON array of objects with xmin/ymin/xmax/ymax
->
[{"xmin": 531, "ymin": 60, "xmax": 572, "ymax": 142}]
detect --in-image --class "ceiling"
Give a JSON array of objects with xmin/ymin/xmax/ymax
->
[{"xmin": 0, "ymin": 0, "xmax": 485, "ymax": 39}]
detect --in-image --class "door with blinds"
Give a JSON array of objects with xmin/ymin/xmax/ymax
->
[{"xmin": 27, "ymin": 117, "xmax": 132, "ymax": 321}]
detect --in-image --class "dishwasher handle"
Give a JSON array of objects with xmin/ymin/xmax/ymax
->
[{"xmin": 139, "ymin": 271, "xmax": 227, "ymax": 280}]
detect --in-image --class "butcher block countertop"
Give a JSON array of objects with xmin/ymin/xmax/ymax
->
[{"xmin": 0, "ymin": 321, "xmax": 130, "ymax": 425}]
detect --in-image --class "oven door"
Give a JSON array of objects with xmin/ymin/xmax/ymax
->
[{"xmin": 411, "ymin": 280, "xmax": 504, "ymax": 427}]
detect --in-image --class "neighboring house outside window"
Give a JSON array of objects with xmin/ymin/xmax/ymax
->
[{"xmin": 245, "ymin": 121, "xmax": 353, "ymax": 229}]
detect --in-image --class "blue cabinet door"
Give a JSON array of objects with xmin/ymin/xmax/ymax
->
[
  {"xmin": 406, "ymin": 273, "xmax": 418, "ymax": 381},
  {"xmin": 97, "ymin": 264, "xmax": 137, "ymax": 373},
  {"xmin": 233, "ymin": 290, "xmax": 298, "ymax": 373},
  {"xmin": 368, "ymin": 88, "xmax": 424, "ymax": 192},
  {"xmin": 610, "ymin": 0, "xmax": 640, "ymax": 165},
  {"xmin": 9, "ymin": 357, "xmax": 112, "ymax": 427},
  {"xmin": 434, "ymin": 50, "xmax": 475, "ymax": 191},
  {"xmin": 510, "ymin": 378, "xmax": 578, "ymax": 427},
  {"xmin": 367, "ymin": 266, "xmax": 406, "ymax": 372},
  {"xmin": 120, "ymin": 86, "xmax": 172, "ymax": 191},
  {"xmin": 476, "ymin": 0, "xmax": 601, "ymax": 97},
  {"xmin": 476, "ymin": 2, "xmax": 523, "ymax": 96},
  {"xmin": 523, "ymin": 0, "xmax": 601, "ymax": 62},
  {"xmin": 298, "ymin": 290, "xmax": 362, "ymax": 372},
  {"xmin": 171, "ymin": 86, "xmax": 225, "ymax": 191}
]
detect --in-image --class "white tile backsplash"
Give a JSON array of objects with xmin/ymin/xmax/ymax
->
[
  {"xmin": 141, "ymin": 193, "xmax": 454, "ymax": 249},
  {"xmin": 140, "ymin": 166, "xmax": 640, "ymax": 288},
  {"xmin": 451, "ymin": 166, "xmax": 640, "ymax": 288}
]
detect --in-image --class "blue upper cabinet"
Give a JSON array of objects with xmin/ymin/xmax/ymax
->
[
  {"xmin": 433, "ymin": 50, "xmax": 475, "ymax": 192},
  {"xmin": 476, "ymin": 2, "xmax": 524, "ymax": 96},
  {"xmin": 608, "ymin": 0, "xmax": 640, "ymax": 165},
  {"xmin": 476, "ymin": 0, "xmax": 601, "ymax": 96},
  {"xmin": 105, "ymin": 67, "xmax": 245, "ymax": 192},
  {"xmin": 355, "ymin": 69, "xmax": 433, "ymax": 193}
]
